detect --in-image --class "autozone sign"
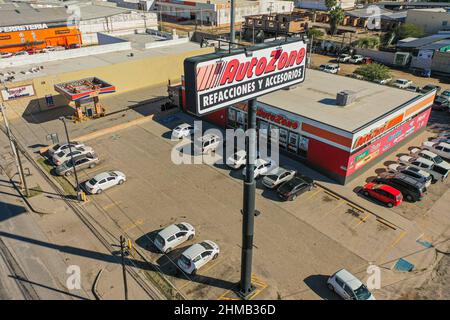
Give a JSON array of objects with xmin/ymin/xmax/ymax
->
[
  {"xmin": 256, "ymin": 107, "xmax": 299, "ymax": 130},
  {"xmin": 184, "ymin": 39, "xmax": 307, "ymax": 115}
]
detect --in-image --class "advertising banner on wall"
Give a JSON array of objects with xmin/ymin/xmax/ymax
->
[
  {"xmin": 184, "ymin": 38, "xmax": 307, "ymax": 115},
  {"xmin": 1, "ymin": 85, "xmax": 35, "ymax": 101}
]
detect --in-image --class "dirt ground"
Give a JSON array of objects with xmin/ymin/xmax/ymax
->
[{"xmin": 310, "ymin": 53, "xmax": 449, "ymax": 89}]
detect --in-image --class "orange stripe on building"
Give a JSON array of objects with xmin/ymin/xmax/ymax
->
[
  {"xmin": 302, "ymin": 123, "xmax": 352, "ymax": 148},
  {"xmin": 404, "ymin": 93, "xmax": 435, "ymax": 117}
]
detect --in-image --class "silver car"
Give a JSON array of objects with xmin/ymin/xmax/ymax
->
[
  {"xmin": 55, "ymin": 153, "xmax": 99, "ymax": 176},
  {"xmin": 48, "ymin": 141, "xmax": 85, "ymax": 157},
  {"xmin": 83, "ymin": 171, "xmax": 126, "ymax": 194},
  {"xmin": 52, "ymin": 146, "xmax": 94, "ymax": 166},
  {"xmin": 262, "ymin": 167, "xmax": 296, "ymax": 189}
]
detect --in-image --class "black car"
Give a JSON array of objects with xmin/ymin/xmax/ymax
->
[
  {"xmin": 432, "ymin": 96, "xmax": 449, "ymax": 111},
  {"xmin": 373, "ymin": 173, "xmax": 427, "ymax": 202},
  {"xmin": 420, "ymin": 84, "xmax": 441, "ymax": 94},
  {"xmin": 277, "ymin": 175, "xmax": 314, "ymax": 201}
]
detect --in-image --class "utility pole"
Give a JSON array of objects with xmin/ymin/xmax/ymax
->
[
  {"xmin": 159, "ymin": 5, "xmax": 163, "ymax": 32},
  {"xmin": 120, "ymin": 236, "xmax": 129, "ymax": 300},
  {"xmin": 14, "ymin": 140, "xmax": 29, "ymax": 197},
  {"xmin": 59, "ymin": 117, "xmax": 83, "ymax": 201},
  {"xmin": 1, "ymin": 101, "xmax": 27, "ymax": 193},
  {"xmin": 308, "ymin": 34, "xmax": 314, "ymax": 67},
  {"xmin": 230, "ymin": 0, "xmax": 235, "ymax": 43},
  {"xmin": 239, "ymin": 98, "xmax": 257, "ymax": 298}
]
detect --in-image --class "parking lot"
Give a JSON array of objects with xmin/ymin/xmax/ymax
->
[{"xmin": 44, "ymin": 109, "xmax": 449, "ymax": 300}]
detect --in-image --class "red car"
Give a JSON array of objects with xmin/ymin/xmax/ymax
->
[{"xmin": 362, "ymin": 183, "xmax": 402, "ymax": 208}]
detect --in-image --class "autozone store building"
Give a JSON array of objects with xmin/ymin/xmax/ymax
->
[{"xmin": 198, "ymin": 69, "xmax": 436, "ymax": 184}]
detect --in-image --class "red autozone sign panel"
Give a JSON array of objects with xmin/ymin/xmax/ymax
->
[{"xmin": 184, "ymin": 39, "xmax": 307, "ymax": 115}]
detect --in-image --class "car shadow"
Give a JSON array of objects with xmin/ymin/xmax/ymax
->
[
  {"xmin": 261, "ymin": 188, "xmax": 283, "ymax": 202},
  {"xmin": 303, "ymin": 275, "xmax": 341, "ymax": 300},
  {"xmin": 135, "ymin": 229, "xmax": 162, "ymax": 254},
  {"xmin": 374, "ymin": 168, "xmax": 387, "ymax": 175},
  {"xmin": 383, "ymin": 160, "xmax": 398, "ymax": 167}
]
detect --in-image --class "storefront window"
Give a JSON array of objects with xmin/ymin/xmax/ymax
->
[{"xmin": 287, "ymin": 132, "xmax": 299, "ymax": 153}]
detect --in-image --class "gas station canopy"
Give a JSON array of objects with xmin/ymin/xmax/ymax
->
[{"xmin": 54, "ymin": 77, "xmax": 115, "ymax": 101}]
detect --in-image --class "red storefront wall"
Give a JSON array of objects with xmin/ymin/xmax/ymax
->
[{"xmin": 307, "ymin": 139, "xmax": 350, "ymax": 179}]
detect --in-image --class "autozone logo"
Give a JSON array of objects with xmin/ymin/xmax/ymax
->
[
  {"xmin": 196, "ymin": 47, "xmax": 306, "ymax": 92},
  {"xmin": 257, "ymin": 108, "xmax": 299, "ymax": 130},
  {"xmin": 353, "ymin": 114, "xmax": 404, "ymax": 149}
]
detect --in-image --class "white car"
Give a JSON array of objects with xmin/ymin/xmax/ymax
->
[
  {"xmin": 410, "ymin": 148, "xmax": 450, "ymax": 167},
  {"xmin": 374, "ymin": 78, "xmax": 392, "ymax": 85},
  {"xmin": 422, "ymin": 141, "xmax": 450, "ymax": 161},
  {"xmin": 262, "ymin": 167, "xmax": 296, "ymax": 189},
  {"xmin": 171, "ymin": 123, "xmax": 196, "ymax": 139},
  {"xmin": 387, "ymin": 163, "xmax": 432, "ymax": 187},
  {"xmin": 226, "ymin": 150, "xmax": 246, "ymax": 169},
  {"xmin": 349, "ymin": 55, "xmax": 364, "ymax": 64},
  {"xmin": 398, "ymin": 155, "xmax": 449, "ymax": 182},
  {"xmin": 392, "ymin": 79, "xmax": 413, "ymax": 89},
  {"xmin": 52, "ymin": 146, "xmax": 94, "ymax": 166},
  {"xmin": 177, "ymin": 240, "xmax": 220, "ymax": 275},
  {"xmin": 337, "ymin": 54, "xmax": 351, "ymax": 63},
  {"xmin": 14, "ymin": 51, "xmax": 29, "ymax": 56},
  {"xmin": 0, "ymin": 52, "xmax": 13, "ymax": 59},
  {"xmin": 153, "ymin": 222, "xmax": 195, "ymax": 253},
  {"xmin": 48, "ymin": 142, "xmax": 85, "ymax": 157},
  {"xmin": 83, "ymin": 171, "xmax": 126, "ymax": 194},
  {"xmin": 327, "ymin": 269, "xmax": 375, "ymax": 300},
  {"xmin": 323, "ymin": 64, "xmax": 340, "ymax": 74},
  {"xmin": 242, "ymin": 158, "xmax": 277, "ymax": 179}
]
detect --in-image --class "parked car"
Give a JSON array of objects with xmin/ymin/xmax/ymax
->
[
  {"xmin": 154, "ymin": 222, "xmax": 195, "ymax": 253},
  {"xmin": 242, "ymin": 158, "xmax": 277, "ymax": 179},
  {"xmin": 52, "ymin": 146, "xmax": 94, "ymax": 166},
  {"xmin": 392, "ymin": 79, "xmax": 413, "ymax": 89},
  {"xmin": 422, "ymin": 141, "xmax": 450, "ymax": 161},
  {"xmin": 373, "ymin": 78, "xmax": 392, "ymax": 85},
  {"xmin": 48, "ymin": 142, "xmax": 85, "ymax": 157},
  {"xmin": 318, "ymin": 64, "xmax": 326, "ymax": 71},
  {"xmin": 323, "ymin": 64, "xmax": 340, "ymax": 74},
  {"xmin": 419, "ymin": 84, "xmax": 441, "ymax": 94},
  {"xmin": 362, "ymin": 182, "xmax": 402, "ymax": 208},
  {"xmin": 177, "ymin": 241, "xmax": 220, "ymax": 275},
  {"xmin": 171, "ymin": 123, "xmax": 196, "ymax": 139},
  {"xmin": 410, "ymin": 148, "xmax": 450, "ymax": 167},
  {"xmin": 83, "ymin": 171, "xmax": 126, "ymax": 194},
  {"xmin": 0, "ymin": 52, "xmax": 13, "ymax": 59},
  {"xmin": 14, "ymin": 51, "xmax": 29, "ymax": 56},
  {"xmin": 327, "ymin": 269, "xmax": 375, "ymax": 300},
  {"xmin": 349, "ymin": 55, "xmax": 364, "ymax": 64},
  {"xmin": 405, "ymin": 84, "xmax": 419, "ymax": 92},
  {"xmin": 349, "ymin": 73, "xmax": 364, "ymax": 80},
  {"xmin": 194, "ymin": 134, "xmax": 220, "ymax": 155},
  {"xmin": 55, "ymin": 153, "xmax": 99, "ymax": 176},
  {"xmin": 277, "ymin": 175, "xmax": 314, "ymax": 201},
  {"xmin": 362, "ymin": 57, "xmax": 373, "ymax": 64},
  {"xmin": 42, "ymin": 46, "xmax": 56, "ymax": 53},
  {"xmin": 226, "ymin": 150, "xmax": 247, "ymax": 169},
  {"xmin": 387, "ymin": 163, "xmax": 432, "ymax": 188},
  {"xmin": 337, "ymin": 54, "xmax": 351, "ymax": 63},
  {"xmin": 439, "ymin": 90, "xmax": 450, "ymax": 102},
  {"xmin": 398, "ymin": 155, "xmax": 449, "ymax": 182},
  {"xmin": 431, "ymin": 96, "xmax": 450, "ymax": 111},
  {"xmin": 262, "ymin": 167, "xmax": 296, "ymax": 189},
  {"xmin": 373, "ymin": 172, "xmax": 427, "ymax": 202}
]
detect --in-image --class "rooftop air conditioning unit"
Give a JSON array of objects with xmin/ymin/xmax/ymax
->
[{"xmin": 336, "ymin": 90, "xmax": 357, "ymax": 106}]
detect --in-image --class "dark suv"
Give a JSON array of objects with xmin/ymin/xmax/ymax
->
[{"xmin": 373, "ymin": 173, "xmax": 427, "ymax": 202}]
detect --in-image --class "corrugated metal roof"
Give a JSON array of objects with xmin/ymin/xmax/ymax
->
[
  {"xmin": 0, "ymin": 3, "xmax": 130, "ymax": 27},
  {"xmin": 419, "ymin": 39, "xmax": 450, "ymax": 50},
  {"xmin": 397, "ymin": 33, "xmax": 450, "ymax": 48}
]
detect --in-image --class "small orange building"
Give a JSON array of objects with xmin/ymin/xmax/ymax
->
[{"xmin": 0, "ymin": 24, "xmax": 82, "ymax": 53}]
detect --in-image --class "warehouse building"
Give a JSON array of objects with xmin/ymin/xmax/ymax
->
[{"xmin": 194, "ymin": 70, "xmax": 436, "ymax": 184}]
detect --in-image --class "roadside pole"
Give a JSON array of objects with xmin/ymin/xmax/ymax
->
[
  {"xmin": 230, "ymin": 0, "xmax": 236, "ymax": 43},
  {"xmin": 120, "ymin": 236, "xmax": 129, "ymax": 300},
  {"xmin": 239, "ymin": 98, "xmax": 257, "ymax": 297},
  {"xmin": 1, "ymin": 102, "xmax": 26, "ymax": 192},
  {"xmin": 59, "ymin": 117, "xmax": 83, "ymax": 201},
  {"xmin": 14, "ymin": 140, "xmax": 29, "ymax": 197}
]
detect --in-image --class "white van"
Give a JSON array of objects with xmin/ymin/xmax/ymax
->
[{"xmin": 194, "ymin": 134, "xmax": 221, "ymax": 155}]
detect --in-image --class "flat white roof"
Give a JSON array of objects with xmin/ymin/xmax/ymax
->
[{"xmin": 258, "ymin": 69, "xmax": 420, "ymax": 133}]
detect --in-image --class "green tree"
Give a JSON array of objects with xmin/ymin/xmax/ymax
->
[
  {"xmin": 395, "ymin": 23, "xmax": 424, "ymax": 40},
  {"xmin": 357, "ymin": 36, "xmax": 380, "ymax": 49},
  {"xmin": 307, "ymin": 28, "xmax": 324, "ymax": 39},
  {"xmin": 354, "ymin": 63, "xmax": 391, "ymax": 81},
  {"xmin": 325, "ymin": 0, "xmax": 345, "ymax": 36}
]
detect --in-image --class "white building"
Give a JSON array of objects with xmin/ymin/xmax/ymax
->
[
  {"xmin": 156, "ymin": 0, "xmax": 294, "ymax": 27},
  {"xmin": 294, "ymin": 0, "xmax": 355, "ymax": 11},
  {"xmin": 406, "ymin": 8, "xmax": 450, "ymax": 35}
]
